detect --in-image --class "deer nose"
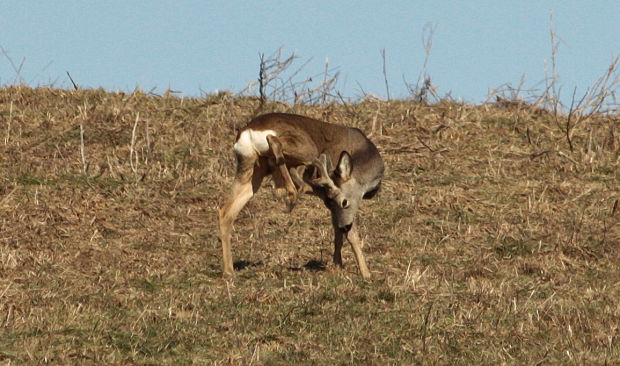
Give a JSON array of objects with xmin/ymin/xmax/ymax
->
[{"xmin": 339, "ymin": 224, "xmax": 352, "ymax": 233}]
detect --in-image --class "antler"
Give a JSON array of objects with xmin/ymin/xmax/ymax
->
[{"xmin": 310, "ymin": 154, "xmax": 340, "ymax": 197}]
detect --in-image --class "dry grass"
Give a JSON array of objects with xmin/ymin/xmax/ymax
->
[{"xmin": 0, "ymin": 86, "xmax": 618, "ymax": 364}]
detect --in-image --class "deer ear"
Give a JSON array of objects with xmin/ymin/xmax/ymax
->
[{"xmin": 336, "ymin": 151, "xmax": 352, "ymax": 180}]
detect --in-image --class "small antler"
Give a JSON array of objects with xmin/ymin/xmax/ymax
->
[
  {"xmin": 311, "ymin": 154, "xmax": 331, "ymax": 184},
  {"xmin": 310, "ymin": 154, "xmax": 340, "ymax": 198}
]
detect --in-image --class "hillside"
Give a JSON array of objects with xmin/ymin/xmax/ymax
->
[{"xmin": 0, "ymin": 86, "xmax": 618, "ymax": 364}]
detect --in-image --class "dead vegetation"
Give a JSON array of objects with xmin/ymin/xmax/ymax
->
[{"xmin": 0, "ymin": 85, "xmax": 618, "ymax": 364}]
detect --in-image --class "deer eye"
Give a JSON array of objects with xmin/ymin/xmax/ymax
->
[{"xmin": 341, "ymin": 199, "xmax": 349, "ymax": 209}]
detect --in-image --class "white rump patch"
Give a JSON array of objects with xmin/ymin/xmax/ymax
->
[{"xmin": 233, "ymin": 129, "xmax": 277, "ymax": 157}]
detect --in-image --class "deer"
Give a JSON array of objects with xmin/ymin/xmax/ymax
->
[{"xmin": 218, "ymin": 113, "xmax": 384, "ymax": 280}]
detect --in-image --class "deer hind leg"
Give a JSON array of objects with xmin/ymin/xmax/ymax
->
[
  {"xmin": 271, "ymin": 165, "xmax": 287, "ymax": 199},
  {"xmin": 266, "ymin": 135, "xmax": 298, "ymax": 211},
  {"xmin": 289, "ymin": 165, "xmax": 313, "ymax": 194},
  {"xmin": 219, "ymin": 156, "xmax": 268, "ymax": 277},
  {"xmin": 272, "ymin": 164, "xmax": 311, "ymax": 204},
  {"xmin": 345, "ymin": 223, "xmax": 371, "ymax": 280}
]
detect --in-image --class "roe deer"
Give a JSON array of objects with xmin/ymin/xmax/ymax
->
[{"xmin": 218, "ymin": 113, "xmax": 384, "ymax": 279}]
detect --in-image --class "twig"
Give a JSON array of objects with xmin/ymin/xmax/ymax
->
[
  {"xmin": 421, "ymin": 301, "xmax": 434, "ymax": 353},
  {"xmin": 80, "ymin": 123, "xmax": 87, "ymax": 173},
  {"xmin": 405, "ymin": 23, "xmax": 438, "ymax": 103},
  {"xmin": 557, "ymin": 150, "xmax": 579, "ymax": 166},
  {"xmin": 565, "ymin": 86, "xmax": 590, "ymax": 152},
  {"xmin": 370, "ymin": 103, "xmax": 381, "ymax": 137},
  {"xmin": 356, "ymin": 81, "xmax": 369, "ymax": 99},
  {"xmin": 0, "ymin": 186, "xmax": 18, "ymax": 206},
  {"xmin": 417, "ymin": 136, "xmax": 435, "ymax": 153},
  {"xmin": 0, "ymin": 45, "xmax": 25, "ymax": 85},
  {"xmin": 258, "ymin": 52, "xmax": 266, "ymax": 105},
  {"xmin": 0, "ymin": 282, "xmax": 11, "ymax": 299},
  {"xmin": 5, "ymin": 101, "xmax": 12, "ymax": 145},
  {"xmin": 255, "ymin": 46, "xmax": 343, "ymax": 105},
  {"xmin": 547, "ymin": 10, "xmax": 561, "ymax": 112},
  {"xmin": 322, "ymin": 57, "xmax": 330, "ymax": 103},
  {"xmin": 418, "ymin": 23, "xmax": 436, "ymax": 88},
  {"xmin": 28, "ymin": 60, "xmax": 54, "ymax": 86},
  {"xmin": 381, "ymin": 48, "xmax": 391, "ymax": 101},
  {"xmin": 66, "ymin": 71, "xmax": 79, "ymax": 91},
  {"xmin": 145, "ymin": 119, "xmax": 151, "ymax": 164},
  {"xmin": 130, "ymin": 112, "xmax": 140, "ymax": 173},
  {"xmin": 294, "ymin": 73, "xmax": 338, "ymax": 105},
  {"xmin": 565, "ymin": 87, "xmax": 578, "ymax": 152},
  {"xmin": 530, "ymin": 150, "xmax": 551, "ymax": 160},
  {"xmin": 77, "ymin": 102, "xmax": 89, "ymax": 173}
]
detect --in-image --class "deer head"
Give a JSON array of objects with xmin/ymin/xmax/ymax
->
[{"xmin": 309, "ymin": 152, "xmax": 364, "ymax": 233}]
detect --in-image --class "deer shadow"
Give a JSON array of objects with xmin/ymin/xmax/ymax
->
[
  {"xmin": 289, "ymin": 259, "xmax": 327, "ymax": 272},
  {"xmin": 233, "ymin": 259, "xmax": 327, "ymax": 273},
  {"xmin": 233, "ymin": 260, "xmax": 263, "ymax": 271}
]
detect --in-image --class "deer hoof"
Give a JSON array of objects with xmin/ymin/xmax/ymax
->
[
  {"xmin": 285, "ymin": 199, "xmax": 297, "ymax": 213},
  {"xmin": 285, "ymin": 192, "xmax": 298, "ymax": 212},
  {"xmin": 223, "ymin": 265, "xmax": 235, "ymax": 277}
]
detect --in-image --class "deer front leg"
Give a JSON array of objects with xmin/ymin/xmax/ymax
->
[
  {"xmin": 333, "ymin": 226, "xmax": 344, "ymax": 267},
  {"xmin": 345, "ymin": 223, "xmax": 371, "ymax": 280},
  {"xmin": 266, "ymin": 135, "xmax": 298, "ymax": 210}
]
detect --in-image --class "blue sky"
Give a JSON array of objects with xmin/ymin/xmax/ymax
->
[{"xmin": 1, "ymin": 1, "xmax": 618, "ymax": 104}]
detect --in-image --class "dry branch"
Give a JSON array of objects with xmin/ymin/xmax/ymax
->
[
  {"xmin": 253, "ymin": 47, "xmax": 340, "ymax": 105},
  {"xmin": 130, "ymin": 112, "xmax": 140, "ymax": 173}
]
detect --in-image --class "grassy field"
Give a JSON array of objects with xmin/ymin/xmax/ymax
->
[{"xmin": 0, "ymin": 86, "xmax": 618, "ymax": 364}]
